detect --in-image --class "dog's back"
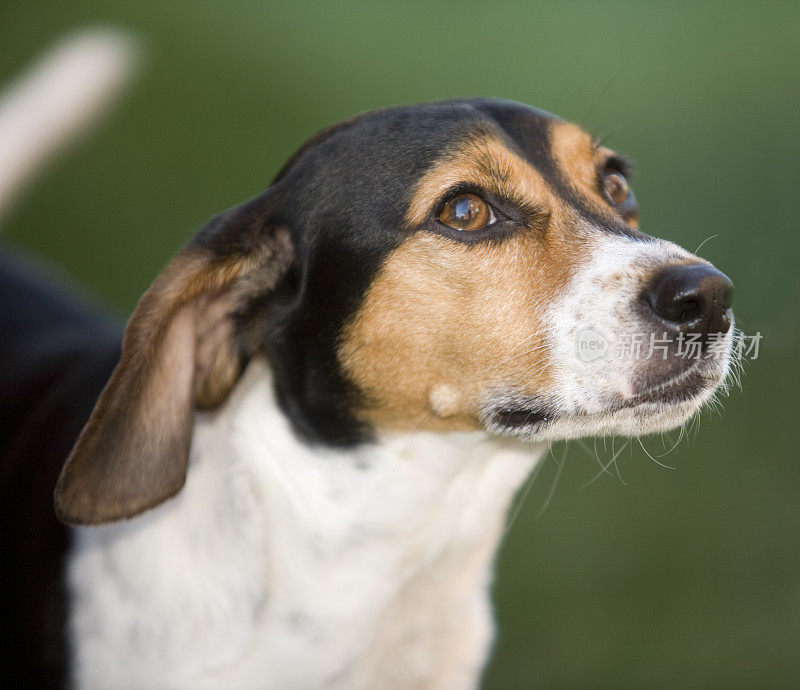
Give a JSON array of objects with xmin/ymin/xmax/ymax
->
[{"xmin": 0, "ymin": 252, "xmax": 120, "ymax": 687}]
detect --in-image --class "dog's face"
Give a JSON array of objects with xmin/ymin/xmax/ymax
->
[{"xmin": 55, "ymin": 99, "xmax": 734, "ymax": 525}]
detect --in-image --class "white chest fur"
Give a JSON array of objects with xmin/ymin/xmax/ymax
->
[{"xmin": 67, "ymin": 360, "xmax": 545, "ymax": 689}]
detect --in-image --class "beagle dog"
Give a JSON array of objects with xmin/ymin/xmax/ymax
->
[{"xmin": 5, "ymin": 98, "xmax": 734, "ymax": 688}]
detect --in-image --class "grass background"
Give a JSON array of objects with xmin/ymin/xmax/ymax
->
[{"xmin": 2, "ymin": 1, "xmax": 799, "ymax": 687}]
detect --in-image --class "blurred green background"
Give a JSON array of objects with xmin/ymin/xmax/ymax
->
[{"xmin": 2, "ymin": 1, "xmax": 799, "ymax": 687}]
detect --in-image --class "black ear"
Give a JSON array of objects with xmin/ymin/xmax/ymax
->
[{"xmin": 54, "ymin": 199, "xmax": 293, "ymax": 525}]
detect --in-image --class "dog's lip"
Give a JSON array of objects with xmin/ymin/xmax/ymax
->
[
  {"xmin": 613, "ymin": 363, "xmax": 721, "ymax": 410},
  {"xmin": 491, "ymin": 408, "xmax": 552, "ymax": 428},
  {"xmin": 489, "ymin": 362, "xmax": 724, "ymax": 431}
]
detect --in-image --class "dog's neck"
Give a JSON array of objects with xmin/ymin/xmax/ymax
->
[{"xmin": 69, "ymin": 359, "xmax": 546, "ymax": 689}]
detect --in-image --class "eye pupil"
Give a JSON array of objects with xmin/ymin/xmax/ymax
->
[{"xmin": 439, "ymin": 193, "xmax": 491, "ymax": 231}]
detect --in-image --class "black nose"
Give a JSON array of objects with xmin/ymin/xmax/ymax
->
[{"xmin": 644, "ymin": 263, "xmax": 734, "ymax": 335}]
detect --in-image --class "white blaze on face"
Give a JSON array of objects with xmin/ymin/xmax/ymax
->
[{"xmin": 541, "ymin": 227, "xmax": 732, "ymax": 438}]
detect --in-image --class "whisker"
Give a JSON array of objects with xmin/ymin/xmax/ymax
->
[
  {"xmin": 580, "ymin": 437, "xmax": 629, "ymax": 489},
  {"xmin": 503, "ymin": 444, "xmax": 547, "ymax": 535},
  {"xmin": 638, "ymin": 437, "xmax": 675, "ymax": 470},
  {"xmin": 694, "ymin": 233, "xmax": 719, "ymax": 254},
  {"xmin": 397, "ymin": 412, "xmax": 434, "ymax": 462},
  {"xmin": 536, "ymin": 443, "xmax": 569, "ymax": 518}
]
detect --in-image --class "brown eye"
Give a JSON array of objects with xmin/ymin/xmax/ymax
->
[
  {"xmin": 603, "ymin": 171, "xmax": 629, "ymax": 205},
  {"xmin": 438, "ymin": 193, "xmax": 495, "ymax": 231}
]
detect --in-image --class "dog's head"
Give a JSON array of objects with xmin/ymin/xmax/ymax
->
[{"xmin": 55, "ymin": 99, "xmax": 734, "ymax": 525}]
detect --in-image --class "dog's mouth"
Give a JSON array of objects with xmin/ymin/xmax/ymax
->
[
  {"xmin": 613, "ymin": 362, "xmax": 717, "ymax": 409},
  {"xmin": 492, "ymin": 408, "xmax": 552, "ymax": 429},
  {"xmin": 486, "ymin": 360, "xmax": 728, "ymax": 437}
]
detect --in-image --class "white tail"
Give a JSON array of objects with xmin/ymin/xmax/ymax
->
[{"xmin": 0, "ymin": 29, "xmax": 139, "ymax": 219}]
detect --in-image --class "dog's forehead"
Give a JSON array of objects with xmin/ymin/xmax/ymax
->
[
  {"xmin": 463, "ymin": 98, "xmax": 565, "ymax": 165},
  {"xmin": 269, "ymin": 98, "xmax": 627, "ymax": 246},
  {"xmin": 277, "ymin": 99, "xmax": 570, "ymax": 194}
]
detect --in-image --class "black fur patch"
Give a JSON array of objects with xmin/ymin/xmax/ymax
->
[{"xmin": 0, "ymin": 250, "xmax": 122, "ymax": 685}]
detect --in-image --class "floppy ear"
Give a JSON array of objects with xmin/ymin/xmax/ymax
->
[{"xmin": 54, "ymin": 200, "xmax": 293, "ymax": 525}]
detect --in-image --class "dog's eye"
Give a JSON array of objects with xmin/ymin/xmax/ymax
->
[
  {"xmin": 603, "ymin": 171, "xmax": 630, "ymax": 205},
  {"xmin": 438, "ymin": 193, "xmax": 496, "ymax": 231}
]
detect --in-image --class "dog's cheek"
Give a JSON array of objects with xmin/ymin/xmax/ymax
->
[
  {"xmin": 338, "ymin": 235, "xmax": 484, "ymax": 432},
  {"xmin": 338, "ymin": 231, "xmax": 575, "ymax": 432}
]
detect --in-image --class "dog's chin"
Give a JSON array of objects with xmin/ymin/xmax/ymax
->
[{"xmin": 483, "ymin": 358, "xmax": 731, "ymax": 441}]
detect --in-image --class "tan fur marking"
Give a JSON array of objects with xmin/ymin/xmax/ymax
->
[
  {"xmin": 132, "ymin": 227, "xmax": 293, "ymax": 409},
  {"xmin": 548, "ymin": 121, "xmax": 608, "ymax": 209},
  {"xmin": 548, "ymin": 120, "xmax": 640, "ymax": 228},
  {"xmin": 130, "ymin": 251, "xmax": 248, "ymax": 410},
  {"xmin": 341, "ymin": 227, "xmax": 584, "ymax": 432},
  {"xmin": 404, "ymin": 132, "xmax": 552, "ymax": 227}
]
